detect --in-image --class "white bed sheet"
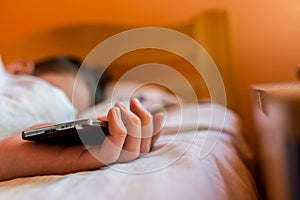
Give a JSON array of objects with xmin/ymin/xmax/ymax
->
[{"xmin": 0, "ymin": 103, "xmax": 257, "ymax": 200}]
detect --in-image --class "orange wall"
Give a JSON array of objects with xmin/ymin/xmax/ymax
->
[
  {"xmin": 230, "ymin": 0, "xmax": 300, "ymax": 146},
  {"xmin": 1, "ymin": 0, "xmax": 300, "ymax": 146},
  {"xmin": 0, "ymin": 0, "xmax": 227, "ymax": 48}
]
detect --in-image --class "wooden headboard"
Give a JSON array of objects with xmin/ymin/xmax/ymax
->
[{"xmin": 2, "ymin": 10, "xmax": 237, "ymax": 110}]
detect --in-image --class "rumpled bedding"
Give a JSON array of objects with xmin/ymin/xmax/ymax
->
[{"xmin": 0, "ymin": 102, "xmax": 257, "ymax": 200}]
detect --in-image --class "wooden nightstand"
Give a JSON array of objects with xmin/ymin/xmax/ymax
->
[{"xmin": 250, "ymin": 83, "xmax": 300, "ymax": 200}]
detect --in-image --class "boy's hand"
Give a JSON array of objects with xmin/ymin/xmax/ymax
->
[{"xmin": 0, "ymin": 98, "xmax": 164, "ymax": 181}]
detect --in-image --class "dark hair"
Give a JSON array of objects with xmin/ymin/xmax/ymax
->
[{"xmin": 33, "ymin": 56, "xmax": 111, "ymax": 105}]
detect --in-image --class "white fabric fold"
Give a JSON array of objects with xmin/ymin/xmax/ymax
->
[{"xmin": 0, "ymin": 59, "xmax": 76, "ymax": 140}]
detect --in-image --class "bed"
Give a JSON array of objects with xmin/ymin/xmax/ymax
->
[{"xmin": 0, "ymin": 10, "xmax": 258, "ymax": 200}]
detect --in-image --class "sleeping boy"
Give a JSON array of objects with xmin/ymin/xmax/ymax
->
[{"xmin": 0, "ymin": 56, "xmax": 165, "ymax": 181}]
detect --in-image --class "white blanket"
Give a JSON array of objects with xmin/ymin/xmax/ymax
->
[
  {"xmin": 0, "ymin": 59, "xmax": 76, "ymax": 140},
  {"xmin": 0, "ymin": 103, "xmax": 257, "ymax": 200}
]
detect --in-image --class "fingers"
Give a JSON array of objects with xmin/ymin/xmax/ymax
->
[
  {"xmin": 130, "ymin": 98, "xmax": 153, "ymax": 154},
  {"xmin": 114, "ymin": 101, "xmax": 142, "ymax": 162},
  {"xmin": 87, "ymin": 98, "xmax": 164, "ymax": 166},
  {"xmin": 151, "ymin": 112, "xmax": 165, "ymax": 147},
  {"xmin": 86, "ymin": 107, "xmax": 127, "ymax": 165}
]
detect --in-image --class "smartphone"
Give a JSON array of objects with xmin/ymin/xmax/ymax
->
[{"xmin": 22, "ymin": 119, "xmax": 109, "ymax": 145}]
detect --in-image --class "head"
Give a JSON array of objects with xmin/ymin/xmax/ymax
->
[{"xmin": 7, "ymin": 56, "xmax": 111, "ymax": 114}]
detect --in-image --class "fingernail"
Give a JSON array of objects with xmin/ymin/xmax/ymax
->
[
  {"xmin": 112, "ymin": 107, "xmax": 121, "ymax": 119},
  {"xmin": 133, "ymin": 98, "xmax": 142, "ymax": 107},
  {"xmin": 112, "ymin": 107, "xmax": 126, "ymax": 132},
  {"xmin": 119, "ymin": 102, "xmax": 128, "ymax": 110}
]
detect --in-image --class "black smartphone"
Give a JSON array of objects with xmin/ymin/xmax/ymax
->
[{"xmin": 22, "ymin": 119, "xmax": 109, "ymax": 145}]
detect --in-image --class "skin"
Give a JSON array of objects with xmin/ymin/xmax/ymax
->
[
  {"xmin": 5, "ymin": 59, "xmax": 35, "ymax": 75},
  {"xmin": 38, "ymin": 72, "xmax": 91, "ymax": 114},
  {"xmin": 0, "ymin": 98, "xmax": 164, "ymax": 182}
]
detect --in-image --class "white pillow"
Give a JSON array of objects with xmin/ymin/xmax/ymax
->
[
  {"xmin": 0, "ymin": 60, "xmax": 76, "ymax": 140},
  {"xmin": 79, "ymin": 81, "xmax": 182, "ymax": 119}
]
